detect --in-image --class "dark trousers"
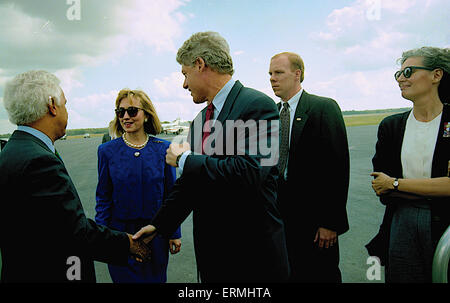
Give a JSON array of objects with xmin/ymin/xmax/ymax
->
[
  {"xmin": 387, "ymin": 203, "xmax": 432, "ymax": 283},
  {"xmin": 278, "ymin": 178, "xmax": 342, "ymax": 283}
]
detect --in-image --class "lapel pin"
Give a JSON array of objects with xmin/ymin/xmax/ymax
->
[
  {"xmin": 444, "ymin": 122, "xmax": 450, "ymax": 138},
  {"xmin": 296, "ymin": 117, "xmax": 302, "ymax": 121}
]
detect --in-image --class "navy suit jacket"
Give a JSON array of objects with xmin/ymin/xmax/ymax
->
[
  {"xmin": 0, "ymin": 130, "xmax": 130, "ymax": 282},
  {"xmin": 152, "ymin": 81, "xmax": 290, "ymax": 282}
]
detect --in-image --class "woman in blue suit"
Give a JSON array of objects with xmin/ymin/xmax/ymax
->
[{"xmin": 96, "ymin": 89, "xmax": 181, "ymax": 283}]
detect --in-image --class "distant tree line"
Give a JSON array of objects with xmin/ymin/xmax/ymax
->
[
  {"xmin": 0, "ymin": 107, "xmax": 412, "ymax": 138},
  {"xmin": 342, "ymin": 107, "xmax": 411, "ymax": 116}
]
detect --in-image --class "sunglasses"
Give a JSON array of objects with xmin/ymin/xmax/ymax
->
[
  {"xmin": 115, "ymin": 106, "xmax": 143, "ymax": 118},
  {"xmin": 394, "ymin": 66, "xmax": 434, "ymax": 80}
]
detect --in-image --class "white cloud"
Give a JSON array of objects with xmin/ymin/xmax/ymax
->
[
  {"xmin": 54, "ymin": 68, "xmax": 84, "ymax": 95},
  {"xmin": 308, "ymin": 68, "xmax": 408, "ymax": 111},
  {"xmin": 0, "ymin": 0, "xmax": 190, "ymax": 76},
  {"xmin": 152, "ymin": 72, "xmax": 204, "ymax": 122},
  {"xmin": 153, "ymin": 72, "xmax": 189, "ymax": 100},
  {"xmin": 311, "ymin": 0, "xmax": 450, "ymax": 70},
  {"xmin": 67, "ymin": 90, "xmax": 119, "ymax": 129}
]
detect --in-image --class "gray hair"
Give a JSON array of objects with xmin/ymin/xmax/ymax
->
[
  {"xmin": 3, "ymin": 70, "xmax": 62, "ymax": 125},
  {"xmin": 399, "ymin": 46, "xmax": 450, "ymax": 103},
  {"xmin": 176, "ymin": 31, "xmax": 234, "ymax": 75}
]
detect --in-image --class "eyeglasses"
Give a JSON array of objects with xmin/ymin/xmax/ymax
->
[
  {"xmin": 394, "ymin": 66, "xmax": 434, "ymax": 80},
  {"xmin": 115, "ymin": 106, "xmax": 143, "ymax": 118}
]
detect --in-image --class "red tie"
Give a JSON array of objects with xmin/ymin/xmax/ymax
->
[{"xmin": 202, "ymin": 103, "xmax": 214, "ymax": 154}]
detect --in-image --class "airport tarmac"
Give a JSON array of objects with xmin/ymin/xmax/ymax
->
[{"xmin": 0, "ymin": 124, "xmax": 387, "ymax": 283}]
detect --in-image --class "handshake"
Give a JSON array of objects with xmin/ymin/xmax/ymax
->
[{"xmin": 127, "ymin": 225, "xmax": 158, "ymax": 262}]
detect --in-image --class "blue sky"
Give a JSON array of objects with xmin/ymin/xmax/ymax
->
[{"xmin": 0, "ymin": 0, "xmax": 449, "ymax": 133}]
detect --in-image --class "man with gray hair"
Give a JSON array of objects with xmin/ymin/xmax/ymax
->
[
  {"xmin": 134, "ymin": 31, "xmax": 290, "ymax": 282},
  {"xmin": 0, "ymin": 70, "xmax": 150, "ymax": 282}
]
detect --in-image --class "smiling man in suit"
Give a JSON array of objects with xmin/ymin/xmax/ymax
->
[
  {"xmin": 269, "ymin": 52, "xmax": 350, "ymax": 282},
  {"xmin": 134, "ymin": 31, "xmax": 290, "ymax": 283},
  {"xmin": 0, "ymin": 70, "xmax": 149, "ymax": 282}
]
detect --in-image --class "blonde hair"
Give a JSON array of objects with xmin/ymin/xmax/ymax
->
[
  {"xmin": 272, "ymin": 52, "xmax": 305, "ymax": 83},
  {"xmin": 113, "ymin": 89, "xmax": 162, "ymax": 136}
]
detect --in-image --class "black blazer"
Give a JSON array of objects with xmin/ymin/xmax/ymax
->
[
  {"xmin": 0, "ymin": 131, "xmax": 130, "ymax": 283},
  {"xmin": 277, "ymin": 91, "xmax": 350, "ymax": 236},
  {"xmin": 152, "ymin": 81, "xmax": 290, "ymax": 282},
  {"xmin": 366, "ymin": 104, "xmax": 450, "ymax": 264}
]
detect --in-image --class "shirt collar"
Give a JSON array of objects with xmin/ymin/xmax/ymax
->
[
  {"xmin": 284, "ymin": 88, "xmax": 303, "ymax": 110},
  {"xmin": 211, "ymin": 78, "xmax": 235, "ymax": 113},
  {"xmin": 17, "ymin": 125, "xmax": 55, "ymax": 153}
]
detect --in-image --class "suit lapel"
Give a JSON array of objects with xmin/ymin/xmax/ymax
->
[
  {"xmin": 188, "ymin": 81, "xmax": 243, "ymax": 154},
  {"xmin": 289, "ymin": 90, "xmax": 310, "ymax": 150},
  {"xmin": 431, "ymin": 104, "xmax": 450, "ymax": 177},
  {"xmin": 216, "ymin": 80, "xmax": 243, "ymax": 124}
]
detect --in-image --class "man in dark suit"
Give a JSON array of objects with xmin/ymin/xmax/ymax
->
[
  {"xmin": 134, "ymin": 32, "xmax": 290, "ymax": 282},
  {"xmin": 0, "ymin": 70, "xmax": 149, "ymax": 282},
  {"xmin": 268, "ymin": 52, "xmax": 350, "ymax": 282}
]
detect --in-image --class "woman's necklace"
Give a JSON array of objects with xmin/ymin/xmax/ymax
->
[{"xmin": 122, "ymin": 133, "xmax": 149, "ymax": 149}]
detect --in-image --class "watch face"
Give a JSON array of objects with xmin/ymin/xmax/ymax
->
[{"xmin": 393, "ymin": 180, "xmax": 399, "ymax": 186}]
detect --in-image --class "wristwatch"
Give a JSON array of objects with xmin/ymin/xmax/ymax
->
[
  {"xmin": 393, "ymin": 178, "xmax": 399, "ymax": 191},
  {"xmin": 176, "ymin": 153, "xmax": 182, "ymax": 167}
]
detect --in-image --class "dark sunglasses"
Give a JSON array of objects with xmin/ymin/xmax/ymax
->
[
  {"xmin": 115, "ymin": 106, "xmax": 143, "ymax": 118},
  {"xmin": 394, "ymin": 66, "xmax": 434, "ymax": 80}
]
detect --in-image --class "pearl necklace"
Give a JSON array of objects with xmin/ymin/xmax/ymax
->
[{"xmin": 122, "ymin": 133, "xmax": 149, "ymax": 149}]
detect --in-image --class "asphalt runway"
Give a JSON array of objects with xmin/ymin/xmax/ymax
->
[{"xmin": 0, "ymin": 125, "xmax": 387, "ymax": 283}]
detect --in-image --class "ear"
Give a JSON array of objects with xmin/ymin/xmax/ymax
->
[
  {"xmin": 432, "ymin": 68, "xmax": 444, "ymax": 84},
  {"xmin": 295, "ymin": 69, "xmax": 302, "ymax": 81},
  {"xmin": 195, "ymin": 57, "xmax": 206, "ymax": 71},
  {"xmin": 48, "ymin": 97, "xmax": 58, "ymax": 117}
]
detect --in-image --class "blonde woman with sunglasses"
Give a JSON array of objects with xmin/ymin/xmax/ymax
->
[{"xmin": 95, "ymin": 89, "xmax": 181, "ymax": 283}]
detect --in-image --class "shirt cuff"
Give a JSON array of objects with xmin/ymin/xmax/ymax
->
[{"xmin": 178, "ymin": 150, "xmax": 191, "ymax": 174}]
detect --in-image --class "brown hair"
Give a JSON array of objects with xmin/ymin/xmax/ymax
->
[{"xmin": 113, "ymin": 89, "xmax": 162, "ymax": 136}]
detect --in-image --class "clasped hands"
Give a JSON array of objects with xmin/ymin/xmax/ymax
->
[{"xmin": 128, "ymin": 225, "xmax": 181, "ymax": 262}]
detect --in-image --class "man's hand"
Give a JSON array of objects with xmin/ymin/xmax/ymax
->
[
  {"xmin": 166, "ymin": 142, "xmax": 191, "ymax": 167},
  {"xmin": 314, "ymin": 227, "xmax": 337, "ymax": 249},
  {"xmin": 169, "ymin": 239, "xmax": 182, "ymax": 254},
  {"xmin": 127, "ymin": 234, "xmax": 151, "ymax": 262},
  {"xmin": 133, "ymin": 225, "xmax": 158, "ymax": 245}
]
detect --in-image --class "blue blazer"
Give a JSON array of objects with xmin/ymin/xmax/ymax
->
[{"xmin": 95, "ymin": 136, "xmax": 181, "ymax": 239}]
